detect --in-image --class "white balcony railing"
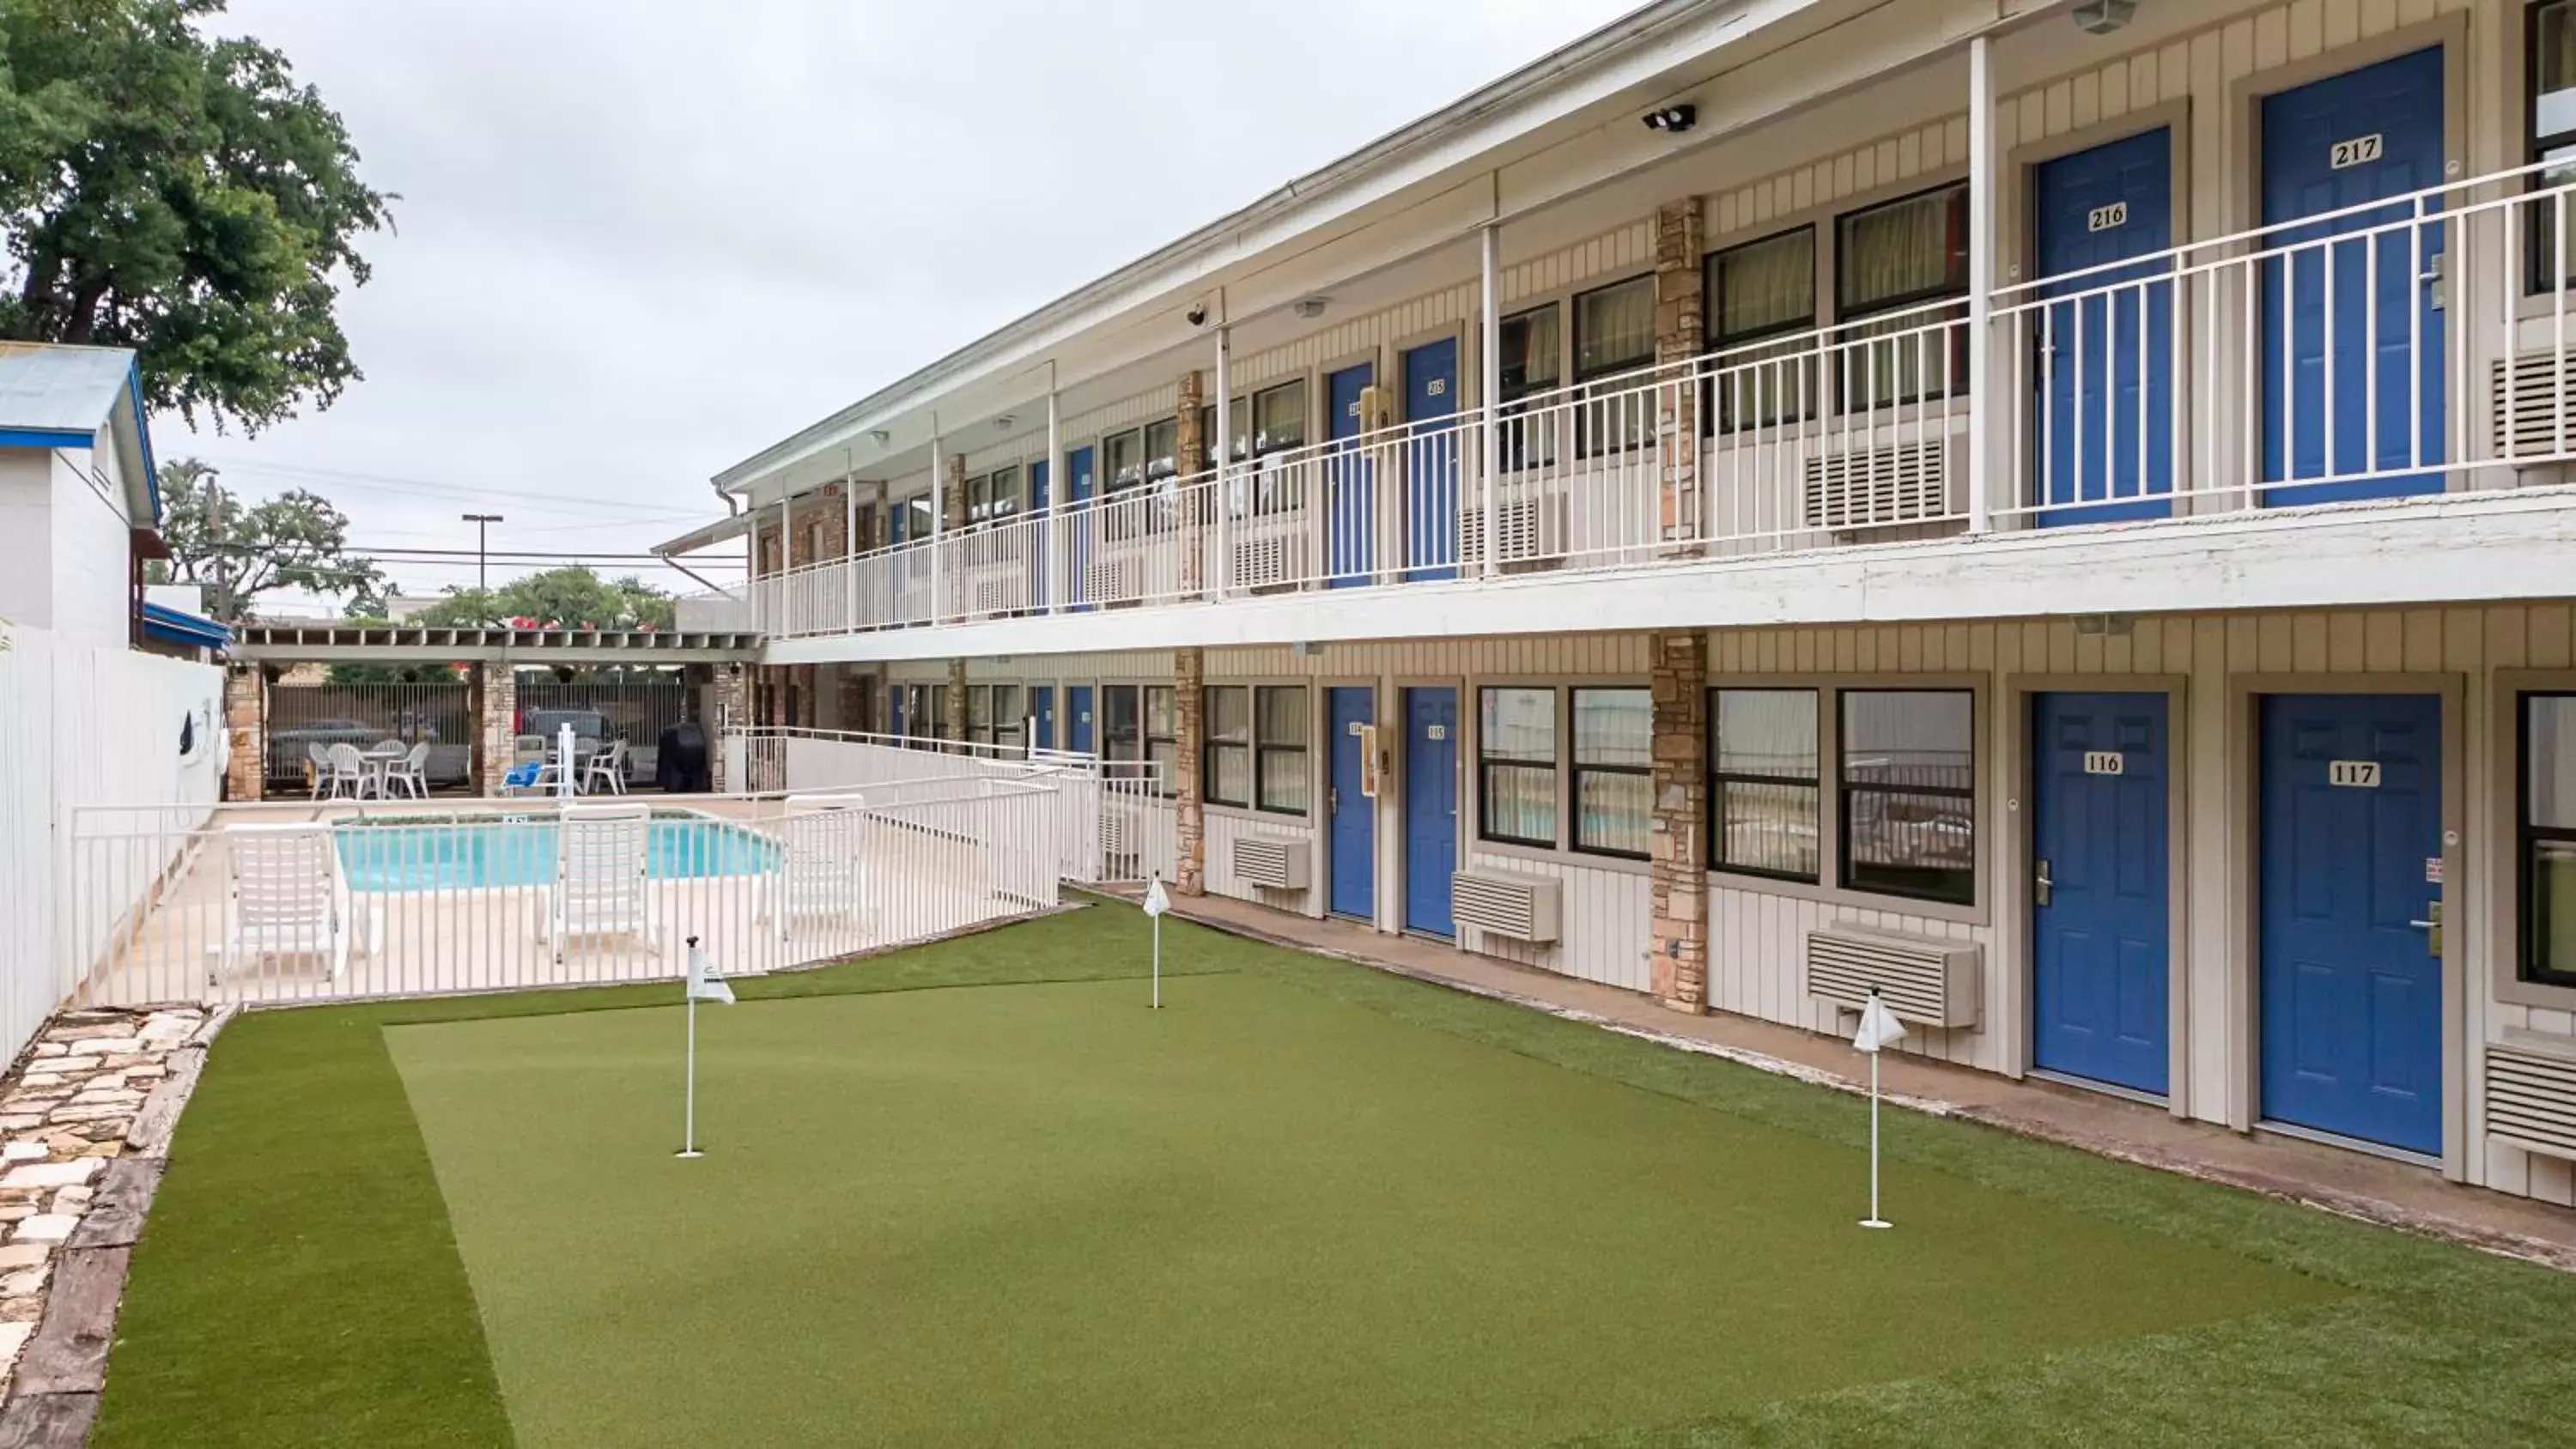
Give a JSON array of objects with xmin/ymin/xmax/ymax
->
[{"xmin": 745, "ymin": 161, "xmax": 2576, "ymax": 641}]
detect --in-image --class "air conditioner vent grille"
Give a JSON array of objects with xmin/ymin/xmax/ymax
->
[
  {"xmin": 1452, "ymin": 870, "xmax": 1562, "ymax": 943},
  {"xmin": 1803, "ymin": 926, "xmax": 1981, "ymax": 1029}
]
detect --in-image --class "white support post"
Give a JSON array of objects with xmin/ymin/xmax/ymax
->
[
  {"xmin": 929, "ymin": 424, "xmax": 945, "ymax": 621},
  {"xmin": 1479, "ymin": 222, "xmax": 1502, "ymax": 578},
  {"xmin": 775, "ymin": 492, "xmax": 790, "ymax": 633},
  {"xmin": 1965, "ymin": 35, "xmax": 1996, "ymax": 534},
  {"xmin": 841, "ymin": 450, "xmax": 858, "ymax": 634},
  {"xmin": 1213, "ymin": 326, "xmax": 1232, "ymax": 598},
  {"xmin": 1045, "ymin": 387, "xmax": 1063, "ymax": 614}
]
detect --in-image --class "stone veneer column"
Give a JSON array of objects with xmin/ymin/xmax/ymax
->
[
  {"xmin": 710, "ymin": 663, "xmax": 746, "ymax": 791},
  {"xmin": 1175, "ymin": 648, "xmax": 1206, "ymax": 894},
  {"xmin": 837, "ymin": 667, "xmax": 875, "ymax": 735},
  {"xmin": 475, "ymin": 661, "xmax": 518, "ymax": 797},
  {"xmin": 1175, "ymin": 370, "xmax": 1205, "ymax": 599},
  {"xmin": 1654, "ymin": 199, "xmax": 1706, "ymax": 551},
  {"xmin": 222, "ymin": 663, "xmax": 265, "ymax": 802},
  {"xmin": 1647, "ymin": 631, "xmax": 1708, "ymax": 1014},
  {"xmin": 946, "ymin": 659, "xmax": 969, "ymax": 746}
]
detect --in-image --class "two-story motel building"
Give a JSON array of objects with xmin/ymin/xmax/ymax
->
[{"xmin": 660, "ymin": 0, "xmax": 2576, "ymax": 1208}]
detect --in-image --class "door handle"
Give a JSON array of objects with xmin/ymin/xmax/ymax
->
[
  {"xmin": 2034, "ymin": 857, "xmax": 2052, "ymax": 908},
  {"xmin": 2420, "ymin": 251, "xmax": 2445, "ymax": 312},
  {"xmin": 2409, "ymin": 900, "xmax": 2442, "ymax": 957},
  {"xmin": 1328, "ymin": 787, "xmax": 1339, "ymax": 814}
]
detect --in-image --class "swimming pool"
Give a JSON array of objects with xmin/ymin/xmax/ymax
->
[{"xmin": 332, "ymin": 812, "xmax": 777, "ymax": 892}]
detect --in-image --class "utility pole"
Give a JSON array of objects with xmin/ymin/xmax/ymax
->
[
  {"xmin": 463, "ymin": 513, "xmax": 504, "ymax": 592},
  {"xmin": 208, "ymin": 475, "xmax": 230, "ymax": 622}
]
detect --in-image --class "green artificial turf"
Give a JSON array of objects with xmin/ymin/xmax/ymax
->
[{"xmin": 91, "ymin": 904, "xmax": 2576, "ymax": 1447}]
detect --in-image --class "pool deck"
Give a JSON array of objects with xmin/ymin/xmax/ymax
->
[{"xmin": 77, "ymin": 801, "xmax": 1038, "ymax": 1009}]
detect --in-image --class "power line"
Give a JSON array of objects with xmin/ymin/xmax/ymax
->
[{"xmin": 195, "ymin": 457, "xmax": 715, "ymax": 524}]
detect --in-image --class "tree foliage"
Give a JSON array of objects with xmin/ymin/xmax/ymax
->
[
  {"xmin": 418, "ymin": 567, "xmax": 675, "ymax": 631},
  {"xmin": 153, "ymin": 456, "xmax": 380, "ymax": 619},
  {"xmin": 0, "ymin": 0, "xmax": 392, "ymax": 432}
]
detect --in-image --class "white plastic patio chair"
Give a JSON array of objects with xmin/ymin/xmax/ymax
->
[
  {"xmin": 386, "ymin": 742, "xmax": 430, "ymax": 799},
  {"xmin": 306, "ymin": 742, "xmax": 331, "ymax": 800},
  {"xmin": 759, "ymin": 795, "xmax": 871, "ymax": 942},
  {"xmin": 322, "ymin": 743, "xmax": 371, "ymax": 800},
  {"xmin": 532, "ymin": 802, "xmax": 657, "ymax": 961},
  {"xmin": 209, "ymin": 823, "xmax": 377, "ymax": 984},
  {"xmin": 580, "ymin": 739, "xmax": 629, "ymax": 797}
]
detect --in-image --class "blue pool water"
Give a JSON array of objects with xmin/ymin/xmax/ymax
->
[{"xmin": 333, "ymin": 814, "xmax": 776, "ymax": 892}]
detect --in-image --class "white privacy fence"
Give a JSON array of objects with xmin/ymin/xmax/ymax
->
[
  {"xmin": 739, "ymin": 161, "xmax": 2576, "ymax": 643},
  {"xmin": 63, "ymin": 783, "xmax": 1061, "ymax": 1010},
  {"xmin": 731, "ymin": 727, "xmax": 1176, "ymax": 884},
  {"xmin": 0, "ymin": 626, "xmax": 222, "ymax": 1059}
]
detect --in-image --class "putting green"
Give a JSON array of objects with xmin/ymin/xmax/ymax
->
[{"xmin": 386, "ymin": 973, "xmax": 2336, "ymax": 1449}]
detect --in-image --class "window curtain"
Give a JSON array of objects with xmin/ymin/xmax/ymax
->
[
  {"xmin": 1716, "ymin": 231, "xmax": 1814, "ymax": 343},
  {"xmin": 1574, "ymin": 277, "xmax": 1656, "ymax": 379}
]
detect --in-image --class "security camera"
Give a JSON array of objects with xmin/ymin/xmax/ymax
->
[
  {"xmin": 1643, "ymin": 104, "xmax": 1697, "ymax": 135},
  {"xmin": 1186, "ymin": 301, "xmax": 1209, "ymax": 328},
  {"xmin": 2071, "ymin": 0, "xmax": 2136, "ymax": 32}
]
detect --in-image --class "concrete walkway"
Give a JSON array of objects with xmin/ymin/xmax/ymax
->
[{"xmin": 1145, "ymin": 888, "xmax": 2576, "ymax": 1272}]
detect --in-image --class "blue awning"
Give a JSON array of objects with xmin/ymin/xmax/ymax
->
[{"xmin": 140, "ymin": 602, "xmax": 231, "ymax": 652}]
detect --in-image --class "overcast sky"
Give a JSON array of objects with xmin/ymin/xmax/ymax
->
[{"xmin": 170, "ymin": 0, "xmax": 1640, "ymax": 612}]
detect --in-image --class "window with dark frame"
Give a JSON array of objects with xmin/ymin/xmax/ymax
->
[
  {"xmin": 1249, "ymin": 379, "xmax": 1309, "ymax": 513},
  {"xmin": 2522, "ymin": 693, "xmax": 2576, "ymax": 987},
  {"xmin": 1200, "ymin": 400, "xmax": 1250, "ymax": 471},
  {"xmin": 1497, "ymin": 304, "xmax": 1562, "ymax": 471},
  {"xmin": 1145, "ymin": 686, "xmax": 1178, "ymax": 796},
  {"xmin": 1103, "ymin": 684, "xmax": 1141, "ymax": 765},
  {"xmin": 1478, "ymin": 686, "xmax": 1559, "ymax": 847},
  {"xmin": 2532, "ymin": 0, "xmax": 2576, "ymax": 291},
  {"xmin": 966, "ymin": 684, "xmax": 993, "ymax": 746},
  {"xmin": 1704, "ymin": 227, "xmax": 1819, "ymax": 433},
  {"xmin": 1834, "ymin": 183, "xmax": 1971, "ymax": 411},
  {"xmin": 1838, "ymin": 688, "xmax": 1975, "ymax": 904},
  {"xmin": 1144, "ymin": 418, "xmax": 1181, "ymax": 482},
  {"xmin": 993, "ymin": 683, "xmax": 1024, "ymax": 750},
  {"xmin": 1255, "ymin": 686, "xmax": 1310, "ymax": 815},
  {"xmin": 1571, "ymin": 688, "xmax": 1652, "ymax": 858},
  {"xmin": 1204, "ymin": 686, "xmax": 1251, "ymax": 807},
  {"xmin": 1709, "ymin": 688, "xmax": 1820, "ymax": 882},
  {"xmin": 1104, "ymin": 429, "xmax": 1145, "ymax": 494},
  {"xmin": 1572, "ymin": 276, "xmax": 1657, "ymax": 458}
]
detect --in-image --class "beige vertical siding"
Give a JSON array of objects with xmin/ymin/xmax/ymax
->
[
  {"xmin": 1205, "ymin": 810, "xmax": 1323, "ymax": 918},
  {"xmin": 1464, "ymin": 849, "xmax": 1655, "ymax": 991}
]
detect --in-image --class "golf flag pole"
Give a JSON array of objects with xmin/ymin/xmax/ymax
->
[
  {"xmin": 677, "ymin": 935, "xmax": 734, "ymax": 1160},
  {"xmin": 1141, "ymin": 874, "xmax": 1170, "ymax": 1009},
  {"xmin": 1851, "ymin": 989, "xmax": 1906, "ymax": 1228}
]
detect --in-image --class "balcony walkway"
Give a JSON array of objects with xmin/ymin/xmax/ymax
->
[{"xmin": 1136, "ymin": 885, "xmax": 2576, "ymax": 1271}]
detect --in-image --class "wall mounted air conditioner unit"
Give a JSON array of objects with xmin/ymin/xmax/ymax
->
[
  {"xmin": 1230, "ymin": 835, "xmax": 1311, "ymax": 892},
  {"xmin": 1451, "ymin": 870, "xmax": 1562, "ymax": 944},
  {"xmin": 1457, "ymin": 494, "xmax": 1564, "ymax": 568},
  {"xmin": 2486, "ymin": 1030, "xmax": 2576, "ymax": 1161},
  {"xmin": 1802, "ymin": 437, "xmax": 1960, "ymax": 530},
  {"xmin": 1803, "ymin": 925, "xmax": 1982, "ymax": 1030},
  {"xmin": 2488, "ymin": 354, "xmax": 2576, "ymax": 458}
]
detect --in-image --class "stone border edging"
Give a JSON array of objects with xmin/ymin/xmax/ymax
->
[
  {"xmin": 0, "ymin": 1005, "xmax": 234, "ymax": 1449},
  {"xmin": 1161, "ymin": 899, "xmax": 2576, "ymax": 1277}
]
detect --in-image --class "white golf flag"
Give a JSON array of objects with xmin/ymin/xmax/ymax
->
[
  {"xmin": 1142, "ymin": 876, "xmax": 1170, "ymax": 918},
  {"xmin": 1852, "ymin": 992, "xmax": 1905, "ymax": 1054},
  {"xmin": 686, "ymin": 943, "xmax": 735, "ymax": 1005}
]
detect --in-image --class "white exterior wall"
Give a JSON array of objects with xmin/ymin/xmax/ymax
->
[
  {"xmin": 49, "ymin": 447, "xmax": 133, "ymax": 650},
  {"xmin": 0, "ymin": 452, "xmax": 53, "ymax": 634}
]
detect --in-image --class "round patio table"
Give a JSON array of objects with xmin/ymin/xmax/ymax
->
[{"xmin": 361, "ymin": 741, "xmax": 408, "ymax": 799}]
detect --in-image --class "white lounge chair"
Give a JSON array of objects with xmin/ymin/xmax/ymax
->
[
  {"xmin": 760, "ymin": 795, "xmax": 871, "ymax": 941},
  {"xmin": 532, "ymin": 802, "xmax": 656, "ymax": 961},
  {"xmin": 580, "ymin": 738, "xmax": 629, "ymax": 796},
  {"xmin": 209, "ymin": 823, "xmax": 376, "ymax": 983}
]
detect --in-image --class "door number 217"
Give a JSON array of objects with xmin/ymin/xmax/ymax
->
[{"xmin": 2330, "ymin": 134, "xmax": 2384, "ymax": 170}]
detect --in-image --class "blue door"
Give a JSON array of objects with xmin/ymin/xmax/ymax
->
[
  {"xmin": 1402, "ymin": 688, "xmax": 1458, "ymax": 937},
  {"xmin": 1067, "ymin": 685, "xmax": 1095, "ymax": 755},
  {"xmin": 2259, "ymin": 694, "xmax": 2445, "ymax": 1155},
  {"xmin": 1030, "ymin": 459, "xmax": 1050, "ymax": 610},
  {"xmin": 2260, "ymin": 48, "xmax": 2447, "ymax": 506},
  {"xmin": 888, "ymin": 686, "xmax": 907, "ymax": 740},
  {"xmin": 2032, "ymin": 129, "xmax": 2174, "ymax": 525},
  {"xmin": 1327, "ymin": 363, "xmax": 1375, "ymax": 588},
  {"xmin": 1066, "ymin": 446, "xmax": 1097, "ymax": 610},
  {"xmin": 1401, "ymin": 339, "xmax": 1460, "ymax": 580},
  {"xmin": 1328, "ymin": 687, "xmax": 1376, "ymax": 920},
  {"xmin": 2032, "ymin": 693, "xmax": 2171, "ymax": 1094},
  {"xmin": 1030, "ymin": 685, "xmax": 1055, "ymax": 753}
]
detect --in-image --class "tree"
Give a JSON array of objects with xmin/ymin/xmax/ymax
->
[
  {"xmin": 153, "ymin": 457, "xmax": 381, "ymax": 619},
  {"xmin": 418, "ymin": 568, "xmax": 672, "ymax": 630},
  {"xmin": 0, "ymin": 0, "xmax": 393, "ymax": 433}
]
